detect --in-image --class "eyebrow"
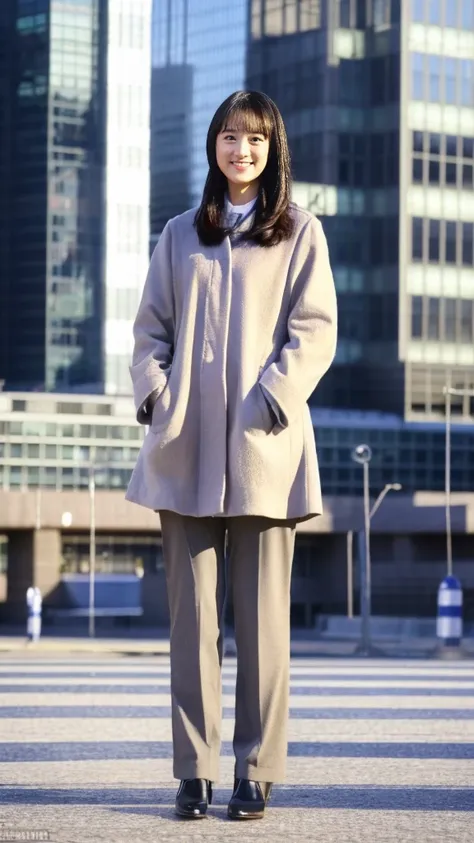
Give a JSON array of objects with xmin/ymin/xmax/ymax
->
[{"xmin": 221, "ymin": 127, "xmax": 265, "ymax": 135}]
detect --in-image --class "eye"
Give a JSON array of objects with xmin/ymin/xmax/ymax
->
[
  {"xmin": 250, "ymin": 136, "xmax": 265, "ymax": 143},
  {"xmin": 223, "ymin": 134, "xmax": 235, "ymax": 141}
]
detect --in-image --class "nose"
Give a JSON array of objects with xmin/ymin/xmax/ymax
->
[{"xmin": 234, "ymin": 137, "xmax": 251, "ymax": 158}]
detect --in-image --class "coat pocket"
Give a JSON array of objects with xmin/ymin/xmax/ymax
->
[
  {"xmin": 150, "ymin": 380, "xmax": 172, "ymax": 434},
  {"xmin": 244, "ymin": 383, "xmax": 274, "ymax": 437}
]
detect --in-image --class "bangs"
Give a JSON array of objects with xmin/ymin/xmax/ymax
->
[{"xmin": 220, "ymin": 101, "xmax": 273, "ymax": 138}]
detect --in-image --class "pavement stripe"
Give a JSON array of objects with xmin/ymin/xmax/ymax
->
[
  {"xmin": 0, "ymin": 783, "xmax": 472, "ymax": 811},
  {"xmin": 2, "ymin": 672, "xmax": 474, "ymax": 686},
  {"xmin": 1, "ymin": 682, "xmax": 473, "ymax": 695},
  {"xmin": 3, "ymin": 666, "xmax": 474, "ymax": 678},
  {"xmin": 1, "ymin": 705, "xmax": 474, "ymax": 719},
  {"xmin": 0, "ymin": 692, "xmax": 472, "ymax": 708},
  {"xmin": 1, "ymin": 717, "xmax": 470, "ymax": 743},
  {"xmin": 0, "ymin": 740, "xmax": 472, "ymax": 762}
]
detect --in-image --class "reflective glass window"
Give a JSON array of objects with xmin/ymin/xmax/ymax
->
[
  {"xmin": 462, "ymin": 222, "xmax": 474, "ymax": 265},
  {"xmin": 428, "ymin": 56, "xmax": 441, "ymax": 102},
  {"xmin": 462, "ymin": 163, "xmax": 473, "ymax": 188},
  {"xmin": 411, "ymin": 53, "xmax": 425, "ymax": 100},
  {"xmin": 412, "ymin": 0, "xmax": 425, "ymax": 21},
  {"xmin": 445, "ymin": 221, "xmax": 457, "ymax": 263},
  {"xmin": 445, "ymin": 0, "xmax": 459, "ymax": 26},
  {"xmin": 463, "ymin": 137, "xmax": 474, "ymax": 158},
  {"xmin": 444, "ymin": 299, "xmax": 457, "ymax": 341},
  {"xmin": 460, "ymin": 300, "xmax": 473, "ymax": 342},
  {"xmin": 413, "ymin": 158, "xmax": 423, "ymax": 183},
  {"xmin": 428, "ymin": 0, "xmax": 441, "ymax": 23},
  {"xmin": 446, "ymin": 161, "xmax": 457, "ymax": 185},
  {"xmin": 413, "ymin": 130, "xmax": 424, "ymax": 152},
  {"xmin": 412, "ymin": 217, "xmax": 423, "ymax": 260},
  {"xmin": 429, "ymin": 219, "xmax": 440, "ymax": 261},
  {"xmin": 427, "ymin": 298, "xmax": 440, "ymax": 339},
  {"xmin": 429, "ymin": 160, "xmax": 440, "ymax": 184},
  {"xmin": 460, "ymin": 60, "xmax": 474, "ymax": 107},
  {"xmin": 461, "ymin": 0, "xmax": 474, "ymax": 29},
  {"xmin": 445, "ymin": 58, "xmax": 457, "ymax": 104},
  {"xmin": 411, "ymin": 296, "xmax": 423, "ymax": 338},
  {"xmin": 429, "ymin": 132, "xmax": 441, "ymax": 154},
  {"xmin": 446, "ymin": 135, "xmax": 458, "ymax": 156}
]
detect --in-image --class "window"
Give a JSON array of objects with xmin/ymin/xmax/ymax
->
[
  {"xmin": 462, "ymin": 222, "xmax": 474, "ymax": 265},
  {"xmin": 446, "ymin": 135, "xmax": 458, "ymax": 156},
  {"xmin": 444, "ymin": 299, "xmax": 457, "ymax": 341},
  {"xmin": 429, "ymin": 219, "xmax": 440, "ymax": 261},
  {"xmin": 462, "ymin": 163, "xmax": 473, "ymax": 188},
  {"xmin": 429, "ymin": 132, "xmax": 441, "ymax": 155},
  {"xmin": 412, "ymin": 217, "xmax": 423, "ymax": 260},
  {"xmin": 413, "ymin": 158, "xmax": 423, "ymax": 183},
  {"xmin": 460, "ymin": 60, "xmax": 474, "ymax": 107},
  {"xmin": 446, "ymin": 161, "xmax": 457, "ymax": 185},
  {"xmin": 412, "ymin": 53, "xmax": 424, "ymax": 100},
  {"xmin": 412, "ymin": 0, "xmax": 425, "ymax": 21},
  {"xmin": 461, "ymin": 300, "xmax": 473, "ymax": 341},
  {"xmin": 428, "ymin": 56, "xmax": 441, "ymax": 102},
  {"xmin": 428, "ymin": 0, "xmax": 441, "ymax": 24},
  {"xmin": 413, "ymin": 131, "xmax": 424, "ymax": 152},
  {"xmin": 428, "ymin": 298, "xmax": 440, "ymax": 339},
  {"xmin": 429, "ymin": 159, "xmax": 440, "ymax": 184},
  {"xmin": 461, "ymin": 0, "xmax": 474, "ymax": 29},
  {"xmin": 411, "ymin": 296, "xmax": 423, "ymax": 338},
  {"xmin": 445, "ymin": 221, "xmax": 457, "ymax": 263},
  {"xmin": 445, "ymin": 58, "xmax": 457, "ymax": 104},
  {"xmin": 445, "ymin": 0, "xmax": 459, "ymax": 26},
  {"xmin": 463, "ymin": 137, "xmax": 474, "ymax": 158},
  {"xmin": 340, "ymin": 0, "xmax": 351, "ymax": 27}
]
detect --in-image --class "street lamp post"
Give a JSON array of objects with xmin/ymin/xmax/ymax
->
[
  {"xmin": 352, "ymin": 445, "xmax": 372, "ymax": 654},
  {"xmin": 351, "ymin": 444, "xmax": 401, "ymax": 656},
  {"xmin": 89, "ymin": 464, "xmax": 96, "ymax": 638}
]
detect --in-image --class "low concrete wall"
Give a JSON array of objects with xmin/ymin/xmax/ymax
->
[{"xmin": 1, "ymin": 489, "xmax": 473, "ymax": 533}]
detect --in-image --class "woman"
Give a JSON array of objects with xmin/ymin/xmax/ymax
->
[{"xmin": 126, "ymin": 90, "xmax": 337, "ymax": 820}]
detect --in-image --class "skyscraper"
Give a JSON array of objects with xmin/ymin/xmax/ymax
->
[
  {"xmin": 0, "ymin": 0, "xmax": 152, "ymax": 396},
  {"xmin": 150, "ymin": 0, "xmax": 249, "ymax": 234},
  {"xmin": 247, "ymin": 0, "xmax": 474, "ymax": 422}
]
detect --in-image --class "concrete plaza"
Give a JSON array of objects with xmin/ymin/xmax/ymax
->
[{"xmin": 0, "ymin": 652, "xmax": 472, "ymax": 842}]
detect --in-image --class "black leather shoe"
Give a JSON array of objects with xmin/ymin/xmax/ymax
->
[
  {"xmin": 175, "ymin": 778, "xmax": 212, "ymax": 818},
  {"xmin": 227, "ymin": 778, "xmax": 272, "ymax": 820}
]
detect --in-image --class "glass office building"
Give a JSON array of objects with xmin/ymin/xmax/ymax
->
[
  {"xmin": 246, "ymin": 0, "xmax": 474, "ymax": 424},
  {"xmin": 151, "ymin": 0, "xmax": 248, "ymax": 233},
  {"xmin": 0, "ymin": 0, "xmax": 152, "ymax": 396},
  {"xmin": 1, "ymin": 391, "xmax": 474, "ymax": 496}
]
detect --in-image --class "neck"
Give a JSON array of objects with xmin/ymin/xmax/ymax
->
[{"xmin": 227, "ymin": 182, "xmax": 259, "ymax": 206}]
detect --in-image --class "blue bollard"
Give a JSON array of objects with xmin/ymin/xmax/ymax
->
[
  {"xmin": 436, "ymin": 576, "xmax": 462, "ymax": 648},
  {"xmin": 26, "ymin": 587, "xmax": 42, "ymax": 643}
]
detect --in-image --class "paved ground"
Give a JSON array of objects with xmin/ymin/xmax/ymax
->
[{"xmin": 0, "ymin": 654, "xmax": 472, "ymax": 842}]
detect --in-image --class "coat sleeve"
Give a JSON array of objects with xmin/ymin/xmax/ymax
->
[
  {"xmin": 259, "ymin": 216, "xmax": 337, "ymax": 429},
  {"xmin": 130, "ymin": 221, "xmax": 175, "ymax": 424}
]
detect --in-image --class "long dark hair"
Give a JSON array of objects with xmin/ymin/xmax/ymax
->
[{"xmin": 194, "ymin": 91, "xmax": 294, "ymax": 248}]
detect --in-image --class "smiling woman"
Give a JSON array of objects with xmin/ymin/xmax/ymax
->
[
  {"xmin": 194, "ymin": 90, "xmax": 294, "ymax": 246},
  {"xmin": 215, "ymin": 125, "xmax": 269, "ymax": 204},
  {"xmin": 126, "ymin": 88, "xmax": 337, "ymax": 822}
]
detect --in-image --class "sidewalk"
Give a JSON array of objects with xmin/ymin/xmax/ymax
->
[{"xmin": 1, "ymin": 626, "xmax": 473, "ymax": 659}]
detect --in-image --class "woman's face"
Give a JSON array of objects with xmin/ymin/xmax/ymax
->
[{"xmin": 216, "ymin": 123, "xmax": 270, "ymax": 190}]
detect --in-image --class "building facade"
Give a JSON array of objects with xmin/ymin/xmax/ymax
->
[
  {"xmin": 247, "ymin": 0, "xmax": 474, "ymax": 423},
  {"xmin": 150, "ymin": 0, "xmax": 249, "ymax": 234},
  {"xmin": 0, "ymin": 0, "xmax": 152, "ymax": 396}
]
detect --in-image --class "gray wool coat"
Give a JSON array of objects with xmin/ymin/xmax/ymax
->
[{"xmin": 125, "ymin": 203, "xmax": 337, "ymax": 521}]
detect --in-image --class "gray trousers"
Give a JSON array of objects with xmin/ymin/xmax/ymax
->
[{"xmin": 159, "ymin": 510, "xmax": 296, "ymax": 783}]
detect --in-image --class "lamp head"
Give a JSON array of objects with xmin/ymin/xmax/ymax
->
[{"xmin": 351, "ymin": 444, "xmax": 372, "ymax": 464}]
